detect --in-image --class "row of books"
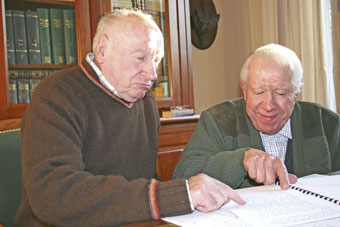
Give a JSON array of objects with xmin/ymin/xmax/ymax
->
[
  {"xmin": 113, "ymin": 0, "xmax": 165, "ymax": 12},
  {"xmin": 8, "ymin": 69, "xmax": 57, "ymax": 104},
  {"xmin": 5, "ymin": 8, "xmax": 77, "ymax": 65}
]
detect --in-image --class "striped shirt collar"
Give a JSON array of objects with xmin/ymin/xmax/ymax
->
[
  {"xmin": 85, "ymin": 53, "xmax": 122, "ymax": 99},
  {"xmin": 278, "ymin": 118, "xmax": 292, "ymax": 139},
  {"xmin": 80, "ymin": 54, "xmax": 133, "ymax": 108}
]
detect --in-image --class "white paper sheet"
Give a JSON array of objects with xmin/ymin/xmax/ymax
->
[{"xmin": 163, "ymin": 174, "xmax": 340, "ymax": 227}]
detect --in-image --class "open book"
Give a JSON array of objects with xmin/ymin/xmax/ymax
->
[{"xmin": 163, "ymin": 174, "xmax": 340, "ymax": 227}]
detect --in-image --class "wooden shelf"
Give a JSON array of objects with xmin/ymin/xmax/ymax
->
[{"xmin": 0, "ymin": 118, "xmax": 21, "ymax": 131}]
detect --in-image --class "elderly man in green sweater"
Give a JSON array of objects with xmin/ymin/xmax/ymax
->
[{"xmin": 173, "ymin": 44, "xmax": 340, "ymax": 189}]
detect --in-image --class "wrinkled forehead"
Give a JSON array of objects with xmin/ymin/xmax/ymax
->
[
  {"xmin": 114, "ymin": 16, "xmax": 161, "ymax": 37},
  {"xmin": 111, "ymin": 17, "xmax": 164, "ymax": 48},
  {"xmin": 248, "ymin": 56, "xmax": 294, "ymax": 89}
]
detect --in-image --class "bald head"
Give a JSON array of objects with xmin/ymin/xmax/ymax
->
[{"xmin": 92, "ymin": 9, "xmax": 162, "ymax": 53}]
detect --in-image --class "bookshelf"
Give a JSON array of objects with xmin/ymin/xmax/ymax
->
[
  {"xmin": 0, "ymin": 0, "xmax": 91, "ymax": 121},
  {"xmin": 0, "ymin": 0, "xmax": 197, "ymax": 181}
]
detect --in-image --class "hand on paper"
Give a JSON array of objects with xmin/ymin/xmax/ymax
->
[
  {"xmin": 188, "ymin": 173, "xmax": 246, "ymax": 213},
  {"xmin": 243, "ymin": 149, "xmax": 297, "ymax": 190}
]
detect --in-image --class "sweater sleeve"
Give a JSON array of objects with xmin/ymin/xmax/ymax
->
[
  {"xmin": 332, "ymin": 131, "xmax": 340, "ymax": 172},
  {"xmin": 327, "ymin": 112, "xmax": 340, "ymax": 172},
  {"xmin": 18, "ymin": 71, "xmax": 192, "ymax": 226},
  {"xmin": 173, "ymin": 111, "xmax": 249, "ymax": 189}
]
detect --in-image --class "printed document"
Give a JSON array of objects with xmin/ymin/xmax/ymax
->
[{"xmin": 163, "ymin": 174, "xmax": 340, "ymax": 227}]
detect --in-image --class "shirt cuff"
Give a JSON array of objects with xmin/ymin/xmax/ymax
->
[{"xmin": 185, "ymin": 179, "xmax": 195, "ymax": 211}]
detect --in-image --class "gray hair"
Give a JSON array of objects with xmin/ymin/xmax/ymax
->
[
  {"xmin": 92, "ymin": 8, "xmax": 157, "ymax": 53},
  {"xmin": 240, "ymin": 43, "xmax": 303, "ymax": 94}
]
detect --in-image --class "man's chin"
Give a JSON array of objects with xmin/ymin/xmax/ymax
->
[
  {"xmin": 255, "ymin": 122, "xmax": 281, "ymax": 135},
  {"xmin": 131, "ymin": 91, "xmax": 148, "ymax": 101},
  {"xmin": 260, "ymin": 127, "xmax": 280, "ymax": 135}
]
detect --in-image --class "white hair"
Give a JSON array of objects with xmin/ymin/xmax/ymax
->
[
  {"xmin": 240, "ymin": 43, "xmax": 303, "ymax": 94},
  {"xmin": 92, "ymin": 8, "xmax": 158, "ymax": 53}
]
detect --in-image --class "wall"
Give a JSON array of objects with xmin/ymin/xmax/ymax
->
[{"xmin": 192, "ymin": 0, "xmax": 261, "ymax": 114}]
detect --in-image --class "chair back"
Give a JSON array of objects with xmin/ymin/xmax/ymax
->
[{"xmin": 0, "ymin": 129, "xmax": 21, "ymax": 227}]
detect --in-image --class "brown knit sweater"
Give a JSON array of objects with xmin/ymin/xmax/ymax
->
[{"xmin": 15, "ymin": 60, "xmax": 192, "ymax": 226}]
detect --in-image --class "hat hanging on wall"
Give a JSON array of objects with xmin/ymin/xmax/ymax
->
[{"xmin": 190, "ymin": 0, "xmax": 220, "ymax": 50}]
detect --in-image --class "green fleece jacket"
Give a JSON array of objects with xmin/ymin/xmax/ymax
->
[
  {"xmin": 15, "ymin": 59, "xmax": 192, "ymax": 227},
  {"xmin": 173, "ymin": 98, "xmax": 340, "ymax": 188}
]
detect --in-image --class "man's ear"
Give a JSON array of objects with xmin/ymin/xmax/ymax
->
[
  {"xmin": 95, "ymin": 34, "xmax": 110, "ymax": 64},
  {"xmin": 240, "ymin": 81, "xmax": 247, "ymax": 100}
]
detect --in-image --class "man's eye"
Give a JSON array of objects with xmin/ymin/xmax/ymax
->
[
  {"xmin": 254, "ymin": 91, "xmax": 264, "ymax": 95},
  {"xmin": 137, "ymin": 56, "xmax": 146, "ymax": 61},
  {"xmin": 276, "ymin": 91, "xmax": 287, "ymax": 96}
]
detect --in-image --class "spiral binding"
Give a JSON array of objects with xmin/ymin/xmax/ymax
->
[{"xmin": 290, "ymin": 185, "xmax": 340, "ymax": 206}]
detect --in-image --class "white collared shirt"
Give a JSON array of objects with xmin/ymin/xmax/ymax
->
[
  {"xmin": 85, "ymin": 53, "xmax": 121, "ymax": 98},
  {"xmin": 260, "ymin": 118, "xmax": 292, "ymax": 161}
]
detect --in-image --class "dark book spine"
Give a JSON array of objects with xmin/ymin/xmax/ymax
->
[
  {"xmin": 22, "ymin": 69, "xmax": 31, "ymax": 79},
  {"xmin": 63, "ymin": 9, "xmax": 77, "ymax": 64},
  {"xmin": 31, "ymin": 69, "xmax": 45, "ymax": 79},
  {"xmin": 5, "ymin": 10, "xmax": 16, "ymax": 65},
  {"xmin": 25, "ymin": 10, "xmax": 41, "ymax": 64},
  {"xmin": 37, "ymin": 8, "xmax": 52, "ymax": 64},
  {"xmin": 17, "ymin": 79, "xmax": 30, "ymax": 103},
  {"xmin": 9, "ymin": 79, "xmax": 18, "ymax": 104},
  {"xmin": 49, "ymin": 8, "xmax": 65, "ymax": 64},
  {"xmin": 131, "ymin": 0, "xmax": 137, "ymax": 8},
  {"xmin": 12, "ymin": 10, "xmax": 28, "ymax": 64},
  {"xmin": 8, "ymin": 69, "xmax": 19, "ymax": 80}
]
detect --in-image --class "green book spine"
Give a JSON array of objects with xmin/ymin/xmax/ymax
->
[
  {"xmin": 49, "ymin": 8, "xmax": 65, "ymax": 64},
  {"xmin": 29, "ymin": 79, "xmax": 40, "ymax": 98},
  {"xmin": 8, "ymin": 69, "xmax": 19, "ymax": 80},
  {"xmin": 31, "ymin": 70, "xmax": 45, "ymax": 79},
  {"xmin": 22, "ymin": 69, "xmax": 31, "ymax": 79},
  {"xmin": 37, "ymin": 8, "xmax": 52, "ymax": 64},
  {"xmin": 72, "ymin": 10, "xmax": 78, "ymax": 64},
  {"xmin": 25, "ymin": 10, "xmax": 41, "ymax": 64},
  {"xmin": 9, "ymin": 79, "xmax": 18, "ymax": 104},
  {"xmin": 5, "ymin": 10, "xmax": 16, "ymax": 65},
  {"xmin": 12, "ymin": 10, "xmax": 28, "ymax": 64},
  {"xmin": 63, "ymin": 9, "xmax": 77, "ymax": 64},
  {"xmin": 17, "ymin": 79, "xmax": 30, "ymax": 103}
]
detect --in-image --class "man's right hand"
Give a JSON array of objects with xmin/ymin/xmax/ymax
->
[
  {"xmin": 188, "ymin": 173, "xmax": 246, "ymax": 212},
  {"xmin": 243, "ymin": 149, "xmax": 297, "ymax": 189}
]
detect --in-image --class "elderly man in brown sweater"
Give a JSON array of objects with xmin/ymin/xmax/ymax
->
[{"xmin": 15, "ymin": 9, "xmax": 245, "ymax": 226}]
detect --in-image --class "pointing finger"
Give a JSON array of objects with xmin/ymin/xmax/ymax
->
[
  {"xmin": 224, "ymin": 185, "xmax": 246, "ymax": 205},
  {"xmin": 273, "ymin": 157, "xmax": 290, "ymax": 190}
]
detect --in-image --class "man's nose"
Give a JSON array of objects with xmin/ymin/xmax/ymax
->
[
  {"xmin": 145, "ymin": 61, "xmax": 158, "ymax": 81},
  {"xmin": 262, "ymin": 92, "xmax": 276, "ymax": 111}
]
